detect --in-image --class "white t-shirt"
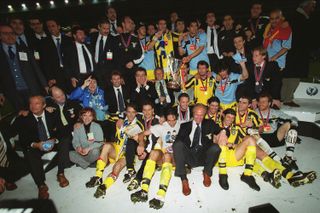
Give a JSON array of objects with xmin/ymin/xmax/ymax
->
[{"xmin": 150, "ymin": 121, "xmax": 181, "ymax": 152}]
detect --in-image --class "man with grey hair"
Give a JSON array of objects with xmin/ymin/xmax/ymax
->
[{"xmin": 282, "ymin": 0, "xmax": 317, "ymax": 107}]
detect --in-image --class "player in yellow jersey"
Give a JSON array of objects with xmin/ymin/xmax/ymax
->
[
  {"xmin": 85, "ymin": 104, "xmax": 144, "ymax": 198},
  {"xmin": 205, "ymin": 96, "xmax": 222, "ymax": 125},
  {"xmin": 183, "ymin": 60, "xmax": 215, "ymax": 105},
  {"xmin": 216, "ymin": 108, "xmax": 260, "ymax": 191}
]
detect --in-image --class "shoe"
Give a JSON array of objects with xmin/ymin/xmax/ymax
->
[
  {"xmin": 219, "ymin": 174, "xmax": 229, "ymax": 190},
  {"xmin": 283, "ymin": 101, "xmax": 300, "ymax": 107},
  {"xmin": 130, "ymin": 189, "xmax": 148, "ymax": 203},
  {"xmin": 185, "ymin": 165, "xmax": 192, "ymax": 174},
  {"xmin": 240, "ymin": 174, "xmax": 260, "ymax": 191},
  {"xmin": 123, "ymin": 169, "xmax": 136, "ymax": 183},
  {"xmin": 127, "ymin": 178, "xmax": 140, "ymax": 191},
  {"xmin": 182, "ymin": 179, "xmax": 191, "ymax": 196},
  {"xmin": 85, "ymin": 176, "xmax": 102, "ymax": 188},
  {"xmin": 149, "ymin": 198, "xmax": 164, "ymax": 209},
  {"xmin": 94, "ymin": 184, "xmax": 106, "ymax": 198},
  {"xmin": 288, "ymin": 171, "xmax": 317, "ymax": 187},
  {"xmin": 156, "ymin": 164, "xmax": 162, "ymax": 171},
  {"xmin": 282, "ymin": 156, "xmax": 299, "ymax": 171},
  {"xmin": 57, "ymin": 173, "xmax": 69, "ymax": 188},
  {"xmin": 203, "ymin": 171, "xmax": 211, "ymax": 187},
  {"xmin": 261, "ymin": 169, "xmax": 282, "ymax": 189},
  {"xmin": 5, "ymin": 182, "xmax": 17, "ymax": 191},
  {"xmin": 38, "ymin": 184, "xmax": 49, "ymax": 199}
]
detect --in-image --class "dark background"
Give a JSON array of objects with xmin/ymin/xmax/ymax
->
[{"xmin": 0, "ymin": 0, "xmax": 319, "ymax": 28}]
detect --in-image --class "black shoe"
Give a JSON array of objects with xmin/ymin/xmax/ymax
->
[
  {"xmin": 261, "ymin": 169, "xmax": 281, "ymax": 189},
  {"xmin": 288, "ymin": 171, "xmax": 317, "ymax": 187},
  {"xmin": 241, "ymin": 174, "xmax": 260, "ymax": 191},
  {"xmin": 127, "ymin": 178, "xmax": 140, "ymax": 191},
  {"xmin": 185, "ymin": 165, "xmax": 192, "ymax": 174},
  {"xmin": 156, "ymin": 164, "xmax": 162, "ymax": 171},
  {"xmin": 123, "ymin": 169, "xmax": 136, "ymax": 183},
  {"xmin": 149, "ymin": 198, "xmax": 164, "ymax": 209},
  {"xmin": 282, "ymin": 156, "xmax": 299, "ymax": 171},
  {"xmin": 131, "ymin": 189, "xmax": 148, "ymax": 203},
  {"xmin": 85, "ymin": 176, "xmax": 102, "ymax": 188},
  {"xmin": 219, "ymin": 174, "xmax": 229, "ymax": 190},
  {"xmin": 94, "ymin": 184, "xmax": 106, "ymax": 198}
]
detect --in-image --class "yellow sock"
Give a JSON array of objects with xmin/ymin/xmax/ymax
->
[
  {"xmin": 253, "ymin": 161, "xmax": 266, "ymax": 176},
  {"xmin": 141, "ymin": 159, "xmax": 156, "ymax": 192},
  {"xmin": 262, "ymin": 156, "xmax": 293, "ymax": 179},
  {"xmin": 157, "ymin": 162, "xmax": 173, "ymax": 198},
  {"xmin": 244, "ymin": 145, "xmax": 256, "ymax": 176},
  {"xmin": 103, "ymin": 173, "xmax": 117, "ymax": 188},
  {"xmin": 218, "ymin": 145, "xmax": 227, "ymax": 175},
  {"xmin": 96, "ymin": 159, "xmax": 107, "ymax": 178}
]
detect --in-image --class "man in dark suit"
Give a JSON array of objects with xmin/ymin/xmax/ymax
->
[
  {"xmin": 12, "ymin": 96, "xmax": 59, "ymax": 199},
  {"xmin": 46, "ymin": 86, "xmax": 82, "ymax": 187},
  {"xmin": 106, "ymin": 6, "xmax": 120, "ymax": 36},
  {"xmin": 173, "ymin": 104, "xmax": 227, "ymax": 196},
  {"xmin": 247, "ymin": 47, "xmax": 282, "ymax": 109},
  {"xmin": 114, "ymin": 16, "xmax": 144, "ymax": 90},
  {"xmin": 39, "ymin": 19, "xmax": 73, "ymax": 91},
  {"xmin": 104, "ymin": 71, "xmax": 129, "ymax": 115},
  {"xmin": 64, "ymin": 26, "xmax": 95, "ymax": 89},
  {"xmin": 0, "ymin": 25, "xmax": 48, "ymax": 112},
  {"xmin": 89, "ymin": 19, "xmax": 117, "ymax": 86},
  {"xmin": 130, "ymin": 67, "xmax": 157, "ymax": 112},
  {"xmin": 27, "ymin": 17, "xmax": 48, "ymax": 51},
  {"xmin": 173, "ymin": 93, "xmax": 193, "ymax": 123}
]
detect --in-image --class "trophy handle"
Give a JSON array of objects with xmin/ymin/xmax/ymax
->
[{"xmin": 179, "ymin": 63, "xmax": 186, "ymax": 90}]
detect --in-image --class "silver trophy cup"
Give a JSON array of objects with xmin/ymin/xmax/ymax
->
[{"xmin": 167, "ymin": 56, "xmax": 182, "ymax": 89}]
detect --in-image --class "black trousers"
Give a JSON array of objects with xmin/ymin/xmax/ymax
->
[
  {"xmin": 0, "ymin": 156, "xmax": 29, "ymax": 183},
  {"xmin": 173, "ymin": 140, "xmax": 221, "ymax": 177},
  {"xmin": 24, "ymin": 149, "xmax": 46, "ymax": 187},
  {"xmin": 57, "ymin": 135, "xmax": 73, "ymax": 173},
  {"xmin": 125, "ymin": 138, "xmax": 138, "ymax": 170},
  {"xmin": 208, "ymin": 53, "xmax": 220, "ymax": 73}
]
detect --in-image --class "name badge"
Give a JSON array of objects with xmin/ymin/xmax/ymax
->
[
  {"xmin": 87, "ymin": 132, "xmax": 95, "ymax": 142},
  {"xmin": 34, "ymin": 51, "xmax": 40, "ymax": 60},
  {"xmin": 106, "ymin": 51, "xmax": 113, "ymax": 60},
  {"xmin": 19, "ymin": 52, "xmax": 28, "ymax": 61}
]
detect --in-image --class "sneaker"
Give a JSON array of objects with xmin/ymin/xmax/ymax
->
[
  {"xmin": 240, "ymin": 174, "xmax": 260, "ymax": 191},
  {"xmin": 282, "ymin": 156, "xmax": 299, "ymax": 171},
  {"xmin": 261, "ymin": 169, "xmax": 281, "ymax": 189},
  {"xmin": 288, "ymin": 171, "xmax": 317, "ymax": 187},
  {"xmin": 149, "ymin": 198, "xmax": 164, "ymax": 209},
  {"xmin": 85, "ymin": 176, "xmax": 102, "ymax": 188},
  {"xmin": 127, "ymin": 178, "xmax": 140, "ymax": 191},
  {"xmin": 219, "ymin": 174, "xmax": 229, "ymax": 190},
  {"xmin": 131, "ymin": 189, "xmax": 148, "ymax": 203},
  {"xmin": 94, "ymin": 184, "xmax": 106, "ymax": 198},
  {"xmin": 123, "ymin": 169, "xmax": 136, "ymax": 183}
]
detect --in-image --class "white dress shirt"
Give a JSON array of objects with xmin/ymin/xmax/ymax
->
[
  {"xmin": 33, "ymin": 111, "xmax": 50, "ymax": 139},
  {"xmin": 95, "ymin": 34, "xmax": 108, "ymax": 63},
  {"xmin": 75, "ymin": 42, "xmax": 93, "ymax": 73}
]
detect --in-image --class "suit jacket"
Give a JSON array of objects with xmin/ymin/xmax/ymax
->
[
  {"xmin": 89, "ymin": 32, "xmax": 118, "ymax": 71},
  {"xmin": 46, "ymin": 98, "xmax": 82, "ymax": 137},
  {"xmin": 39, "ymin": 35, "xmax": 73, "ymax": 81},
  {"xmin": 130, "ymin": 82, "xmax": 158, "ymax": 112},
  {"xmin": 13, "ymin": 111, "xmax": 59, "ymax": 150},
  {"xmin": 175, "ymin": 119, "xmax": 221, "ymax": 151},
  {"xmin": 104, "ymin": 85, "xmax": 130, "ymax": 114},
  {"xmin": 247, "ymin": 61, "xmax": 281, "ymax": 100},
  {"xmin": 0, "ymin": 43, "xmax": 47, "ymax": 101},
  {"xmin": 63, "ymin": 42, "xmax": 95, "ymax": 79}
]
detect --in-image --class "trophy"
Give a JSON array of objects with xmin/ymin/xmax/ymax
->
[{"xmin": 167, "ymin": 55, "xmax": 183, "ymax": 89}]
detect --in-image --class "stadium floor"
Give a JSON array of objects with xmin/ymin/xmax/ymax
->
[{"xmin": 1, "ymin": 136, "xmax": 320, "ymax": 213}]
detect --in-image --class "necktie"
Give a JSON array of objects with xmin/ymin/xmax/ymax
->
[
  {"xmin": 82, "ymin": 45, "xmax": 92, "ymax": 73},
  {"xmin": 56, "ymin": 38, "xmax": 63, "ymax": 66},
  {"xmin": 117, "ymin": 88, "xmax": 125, "ymax": 113},
  {"xmin": 159, "ymin": 81, "xmax": 166, "ymax": 97},
  {"xmin": 111, "ymin": 23, "xmax": 117, "ymax": 34},
  {"xmin": 98, "ymin": 37, "xmax": 104, "ymax": 63},
  {"xmin": 8, "ymin": 46, "xmax": 15, "ymax": 61},
  {"xmin": 256, "ymin": 66, "xmax": 261, "ymax": 77},
  {"xmin": 192, "ymin": 124, "xmax": 201, "ymax": 148},
  {"xmin": 59, "ymin": 105, "xmax": 68, "ymax": 126},
  {"xmin": 37, "ymin": 116, "xmax": 48, "ymax": 141},
  {"xmin": 210, "ymin": 28, "xmax": 214, "ymax": 47},
  {"xmin": 0, "ymin": 140, "xmax": 9, "ymax": 167},
  {"xmin": 18, "ymin": 36, "xmax": 27, "ymax": 48}
]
